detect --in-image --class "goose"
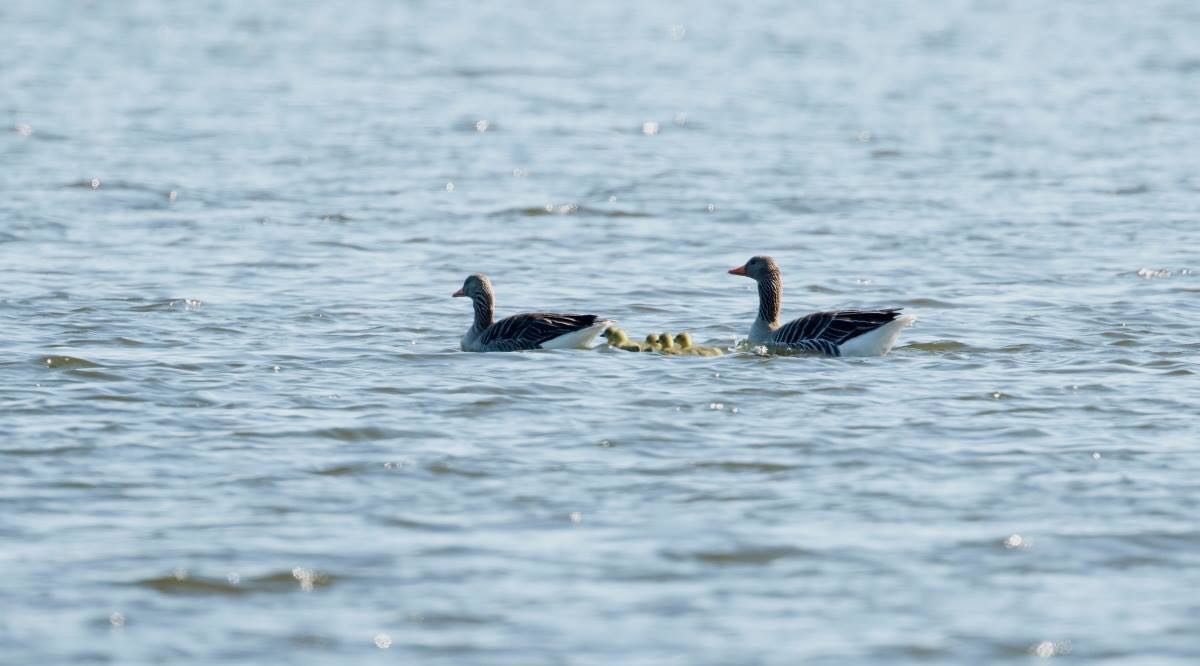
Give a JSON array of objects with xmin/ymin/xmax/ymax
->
[
  {"xmin": 602, "ymin": 326, "xmax": 724, "ymax": 356},
  {"xmin": 727, "ymin": 256, "xmax": 915, "ymax": 357},
  {"xmin": 603, "ymin": 326, "xmax": 648, "ymax": 352},
  {"xmin": 603, "ymin": 327, "xmax": 630, "ymax": 346},
  {"xmin": 453, "ymin": 273, "xmax": 612, "ymax": 352}
]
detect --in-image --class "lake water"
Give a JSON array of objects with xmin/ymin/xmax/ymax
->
[{"xmin": 3, "ymin": 1, "xmax": 1199, "ymax": 663}]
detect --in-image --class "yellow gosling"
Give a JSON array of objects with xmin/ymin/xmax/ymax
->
[
  {"xmin": 603, "ymin": 327, "xmax": 631, "ymax": 346},
  {"xmin": 600, "ymin": 328, "xmax": 722, "ymax": 355}
]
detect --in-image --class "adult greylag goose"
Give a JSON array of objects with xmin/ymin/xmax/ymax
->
[
  {"xmin": 727, "ymin": 256, "xmax": 915, "ymax": 357},
  {"xmin": 453, "ymin": 273, "xmax": 613, "ymax": 352}
]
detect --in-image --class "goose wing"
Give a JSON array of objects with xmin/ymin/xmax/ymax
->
[
  {"xmin": 770, "ymin": 309, "xmax": 903, "ymax": 355},
  {"xmin": 479, "ymin": 313, "xmax": 602, "ymax": 351}
]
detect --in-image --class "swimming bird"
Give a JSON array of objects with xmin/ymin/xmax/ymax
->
[
  {"xmin": 727, "ymin": 256, "xmax": 914, "ymax": 357},
  {"xmin": 603, "ymin": 327, "xmax": 629, "ymax": 346},
  {"xmin": 453, "ymin": 273, "xmax": 612, "ymax": 352},
  {"xmin": 603, "ymin": 326, "xmax": 647, "ymax": 352},
  {"xmin": 602, "ymin": 326, "xmax": 724, "ymax": 356}
]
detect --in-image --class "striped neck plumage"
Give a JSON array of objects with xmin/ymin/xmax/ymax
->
[
  {"xmin": 756, "ymin": 271, "xmax": 782, "ymax": 328},
  {"xmin": 471, "ymin": 287, "xmax": 494, "ymax": 330}
]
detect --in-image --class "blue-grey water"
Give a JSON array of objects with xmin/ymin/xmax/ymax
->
[{"xmin": 3, "ymin": 1, "xmax": 1200, "ymax": 663}]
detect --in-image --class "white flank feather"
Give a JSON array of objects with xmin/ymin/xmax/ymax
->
[
  {"xmin": 539, "ymin": 320, "xmax": 614, "ymax": 349},
  {"xmin": 837, "ymin": 314, "xmax": 916, "ymax": 357}
]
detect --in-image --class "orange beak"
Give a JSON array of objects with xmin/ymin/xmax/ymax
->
[
  {"xmin": 728, "ymin": 265, "xmax": 747, "ymax": 276},
  {"xmin": 451, "ymin": 288, "xmax": 465, "ymax": 297}
]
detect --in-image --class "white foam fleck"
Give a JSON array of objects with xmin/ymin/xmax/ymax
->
[{"xmin": 292, "ymin": 567, "xmax": 315, "ymax": 591}]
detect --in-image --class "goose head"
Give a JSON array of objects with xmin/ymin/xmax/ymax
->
[
  {"xmin": 452, "ymin": 273, "xmax": 493, "ymax": 299},
  {"xmin": 728, "ymin": 255, "xmax": 779, "ymax": 282}
]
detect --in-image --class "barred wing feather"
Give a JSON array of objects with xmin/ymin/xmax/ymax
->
[
  {"xmin": 770, "ymin": 309, "xmax": 903, "ymax": 356},
  {"xmin": 479, "ymin": 313, "xmax": 601, "ymax": 351}
]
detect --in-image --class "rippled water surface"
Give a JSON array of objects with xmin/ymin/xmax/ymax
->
[{"xmin": 4, "ymin": 1, "xmax": 1200, "ymax": 663}]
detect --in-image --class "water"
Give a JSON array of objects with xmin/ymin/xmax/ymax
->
[{"xmin": 3, "ymin": 1, "xmax": 1199, "ymax": 662}]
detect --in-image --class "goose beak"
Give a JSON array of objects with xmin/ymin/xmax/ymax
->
[
  {"xmin": 451, "ymin": 288, "xmax": 465, "ymax": 297},
  {"xmin": 727, "ymin": 265, "xmax": 747, "ymax": 276}
]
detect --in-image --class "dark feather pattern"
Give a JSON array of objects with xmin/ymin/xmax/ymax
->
[
  {"xmin": 769, "ymin": 309, "xmax": 903, "ymax": 357},
  {"xmin": 478, "ymin": 313, "xmax": 601, "ymax": 351}
]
